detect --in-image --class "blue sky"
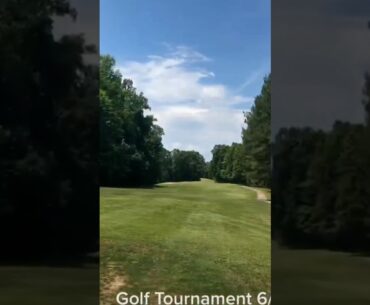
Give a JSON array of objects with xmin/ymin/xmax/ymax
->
[{"xmin": 101, "ymin": 0, "xmax": 270, "ymax": 160}]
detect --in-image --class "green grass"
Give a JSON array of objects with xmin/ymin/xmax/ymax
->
[
  {"xmin": 0, "ymin": 266, "xmax": 98, "ymax": 305},
  {"xmin": 273, "ymin": 243, "xmax": 370, "ymax": 304},
  {"xmin": 100, "ymin": 179, "xmax": 270, "ymax": 303}
]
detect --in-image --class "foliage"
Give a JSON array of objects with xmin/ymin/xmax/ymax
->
[
  {"xmin": 100, "ymin": 55, "xmax": 164, "ymax": 186},
  {"xmin": 209, "ymin": 75, "xmax": 271, "ymax": 187},
  {"xmin": 0, "ymin": 0, "xmax": 98, "ymax": 258},
  {"xmin": 242, "ymin": 75, "xmax": 271, "ymax": 187},
  {"xmin": 272, "ymin": 122, "xmax": 370, "ymax": 251},
  {"xmin": 100, "ymin": 55, "xmax": 208, "ymax": 186},
  {"xmin": 170, "ymin": 149, "xmax": 206, "ymax": 181},
  {"xmin": 210, "ymin": 143, "xmax": 246, "ymax": 183}
]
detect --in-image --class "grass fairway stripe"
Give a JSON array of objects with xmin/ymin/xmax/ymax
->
[{"xmin": 100, "ymin": 179, "xmax": 270, "ymax": 303}]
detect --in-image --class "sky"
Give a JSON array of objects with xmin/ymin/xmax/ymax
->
[
  {"xmin": 101, "ymin": 0, "xmax": 270, "ymax": 160},
  {"xmin": 272, "ymin": 0, "xmax": 370, "ymax": 134}
]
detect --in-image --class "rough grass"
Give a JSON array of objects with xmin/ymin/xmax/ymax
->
[
  {"xmin": 0, "ymin": 266, "xmax": 98, "ymax": 305},
  {"xmin": 100, "ymin": 179, "xmax": 270, "ymax": 304},
  {"xmin": 273, "ymin": 243, "xmax": 370, "ymax": 304}
]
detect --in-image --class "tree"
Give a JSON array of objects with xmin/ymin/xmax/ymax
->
[
  {"xmin": 223, "ymin": 143, "xmax": 247, "ymax": 183},
  {"xmin": 210, "ymin": 143, "xmax": 246, "ymax": 184},
  {"xmin": 207, "ymin": 76, "xmax": 271, "ymax": 187},
  {"xmin": 171, "ymin": 150, "xmax": 206, "ymax": 181},
  {"xmin": 242, "ymin": 75, "xmax": 271, "ymax": 187},
  {"xmin": 100, "ymin": 55, "xmax": 164, "ymax": 186},
  {"xmin": 272, "ymin": 121, "xmax": 370, "ymax": 251},
  {"xmin": 210, "ymin": 145, "xmax": 229, "ymax": 182},
  {"xmin": 0, "ymin": 0, "xmax": 99, "ymax": 258}
]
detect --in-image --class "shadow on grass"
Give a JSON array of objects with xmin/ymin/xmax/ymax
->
[{"xmin": 272, "ymin": 241, "xmax": 370, "ymax": 305}]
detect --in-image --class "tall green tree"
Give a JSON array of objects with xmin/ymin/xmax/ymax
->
[
  {"xmin": 210, "ymin": 145, "xmax": 229, "ymax": 182},
  {"xmin": 242, "ymin": 74, "xmax": 271, "ymax": 187},
  {"xmin": 0, "ymin": 0, "xmax": 99, "ymax": 257},
  {"xmin": 100, "ymin": 55, "xmax": 164, "ymax": 186}
]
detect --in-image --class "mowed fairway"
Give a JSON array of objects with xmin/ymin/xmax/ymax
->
[{"xmin": 100, "ymin": 179, "xmax": 270, "ymax": 302}]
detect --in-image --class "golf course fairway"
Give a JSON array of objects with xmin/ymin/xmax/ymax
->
[{"xmin": 100, "ymin": 179, "xmax": 270, "ymax": 303}]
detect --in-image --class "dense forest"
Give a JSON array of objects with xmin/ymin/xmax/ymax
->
[
  {"xmin": 209, "ymin": 76, "xmax": 271, "ymax": 187},
  {"xmin": 0, "ymin": 0, "xmax": 99, "ymax": 259},
  {"xmin": 272, "ymin": 76, "xmax": 370, "ymax": 252},
  {"xmin": 100, "ymin": 55, "xmax": 207, "ymax": 186},
  {"xmin": 100, "ymin": 55, "xmax": 271, "ymax": 188}
]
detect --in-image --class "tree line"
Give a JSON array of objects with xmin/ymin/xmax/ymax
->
[
  {"xmin": 0, "ymin": 0, "xmax": 99, "ymax": 259},
  {"xmin": 100, "ymin": 55, "xmax": 206, "ymax": 186},
  {"xmin": 208, "ymin": 76, "xmax": 271, "ymax": 188},
  {"xmin": 100, "ymin": 55, "xmax": 271, "ymax": 188},
  {"xmin": 272, "ymin": 76, "xmax": 370, "ymax": 252}
]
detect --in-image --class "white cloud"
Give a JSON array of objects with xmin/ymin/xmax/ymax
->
[
  {"xmin": 237, "ymin": 66, "xmax": 268, "ymax": 93},
  {"xmin": 118, "ymin": 46, "xmax": 251, "ymax": 160},
  {"xmin": 154, "ymin": 105, "xmax": 245, "ymax": 160},
  {"xmin": 168, "ymin": 45, "xmax": 211, "ymax": 62}
]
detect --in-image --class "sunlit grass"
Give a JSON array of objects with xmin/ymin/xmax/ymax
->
[{"xmin": 100, "ymin": 179, "xmax": 270, "ymax": 304}]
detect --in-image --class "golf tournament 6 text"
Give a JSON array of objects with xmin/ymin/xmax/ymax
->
[{"xmin": 116, "ymin": 292, "xmax": 271, "ymax": 305}]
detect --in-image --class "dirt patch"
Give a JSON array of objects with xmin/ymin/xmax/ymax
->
[
  {"xmin": 254, "ymin": 189, "xmax": 269, "ymax": 201},
  {"xmin": 106, "ymin": 275, "xmax": 127, "ymax": 293},
  {"xmin": 241, "ymin": 186, "xmax": 270, "ymax": 203},
  {"xmin": 101, "ymin": 267, "xmax": 132, "ymax": 305}
]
